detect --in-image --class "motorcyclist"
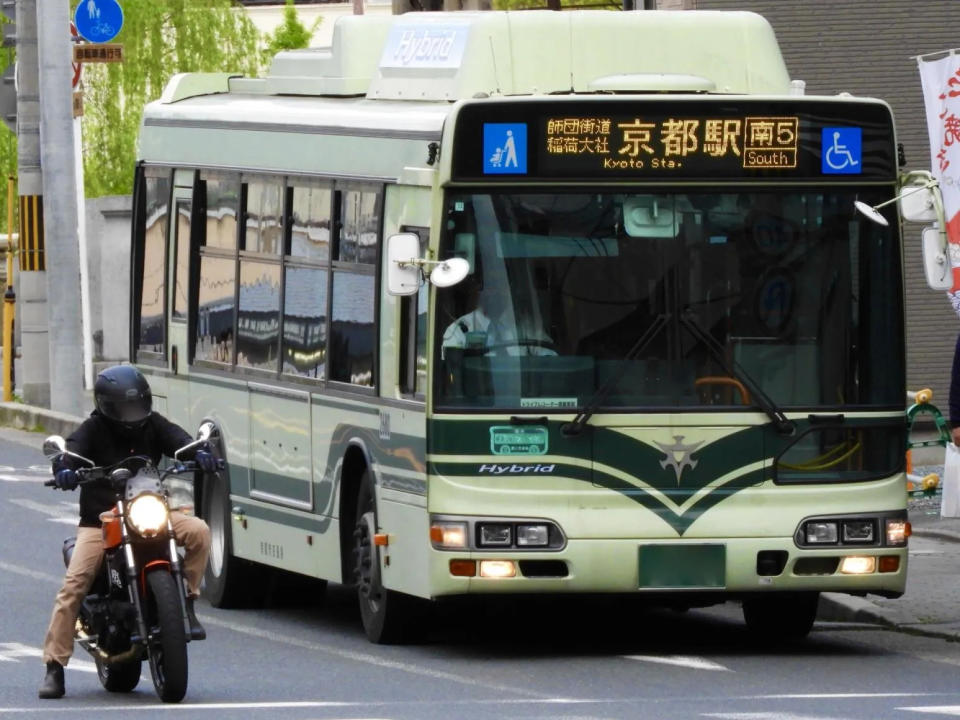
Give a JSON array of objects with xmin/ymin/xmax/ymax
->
[{"xmin": 38, "ymin": 365, "xmax": 217, "ymax": 699}]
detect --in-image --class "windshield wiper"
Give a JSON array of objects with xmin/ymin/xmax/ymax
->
[
  {"xmin": 562, "ymin": 313, "xmax": 669, "ymax": 436},
  {"xmin": 679, "ymin": 310, "xmax": 795, "ymax": 435}
]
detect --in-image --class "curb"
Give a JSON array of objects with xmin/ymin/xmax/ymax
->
[
  {"xmin": 818, "ymin": 593, "xmax": 960, "ymax": 641},
  {"xmin": 912, "ymin": 527, "xmax": 960, "ymax": 544},
  {"xmin": 0, "ymin": 402, "xmax": 84, "ymax": 439}
]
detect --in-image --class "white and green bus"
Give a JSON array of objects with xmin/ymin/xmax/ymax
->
[{"xmin": 132, "ymin": 10, "xmax": 912, "ymax": 643}]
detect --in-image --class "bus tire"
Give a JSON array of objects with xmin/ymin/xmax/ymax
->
[
  {"xmin": 353, "ymin": 469, "xmax": 424, "ymax": 644},
  {"xmin": 742, "ymin": 591, "xmax": 819, "ymax": 641},
  {"xmin": 202, "ymin": 469, "xmax": 251, "ymax": 608}
]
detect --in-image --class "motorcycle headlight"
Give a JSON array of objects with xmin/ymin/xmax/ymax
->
[{"xmin": 127, "ymin": 494, "xmax": 169, "ymax": 537}]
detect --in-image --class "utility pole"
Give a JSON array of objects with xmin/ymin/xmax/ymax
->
[
  {"xmin": 36, "ymin": 0, "xmax": 83, "ymax": 416},
  {"xmin": 14, "ymin": 0, "xmax": 51, "ymax": 408}
]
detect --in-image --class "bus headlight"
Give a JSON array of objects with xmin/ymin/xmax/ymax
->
[
  {"xmin": 885, "ymin": 519, "xmax": 910, "ymax": 546},
  {"xmin": 516, "ymin": 524, "xmax": 549, "ymax": 547},
  {"xmin": 805, "ymin": 521, "xmax": 838, "ymax": 544},
  {"xmin": 127, "ymin": 494, "xmax": 169, "ymax": 537},
  {"xmin": 478, "ymin": 523, "xmax": 512, "ymax": 547},
  {"xmin": 430, "ymin": 521, "xmax": 468, "ymax": 549}
]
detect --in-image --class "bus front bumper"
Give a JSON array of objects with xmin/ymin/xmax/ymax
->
[{"xmin": 425, "ymin": 536, "xmax": 908, "ymax": 599}]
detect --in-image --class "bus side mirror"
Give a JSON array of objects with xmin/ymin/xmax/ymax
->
[
  {"xmin": 386, "ymin": 233, "xmax": 422, "ymax": 297},
  {"xmin": 922, "ymin": 225, "xmax": 952, "ymax": 291},
  {"xmin": 899, "ymin": 180, "xmax": 940, "ymax": 223}
]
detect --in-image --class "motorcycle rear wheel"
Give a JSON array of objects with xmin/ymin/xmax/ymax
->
[
  {"xmin": 95, "ymin": 657, "xmax": 141, "ymax": 693},
  {"xmin": 145, "ymin": 571, "xmax": 189, "ymax": 703}
]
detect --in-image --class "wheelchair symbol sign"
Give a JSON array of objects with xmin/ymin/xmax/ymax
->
[{"xmin": 822, "ymin": 127, "xmax": 862, "ymax": 174}]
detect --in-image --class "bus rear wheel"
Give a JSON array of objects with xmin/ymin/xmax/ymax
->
[
  {"xmin": 742, "ymin": 591, "xmax": 819, "ymax": 642},
  {"xmin": 353, "ymin": 470, "xmax": 423, "ymax": 644}
]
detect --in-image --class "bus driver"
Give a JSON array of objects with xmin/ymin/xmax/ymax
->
[{"xmin": 441, "ymin": 272, "xmax": 555, "ymax": 357}]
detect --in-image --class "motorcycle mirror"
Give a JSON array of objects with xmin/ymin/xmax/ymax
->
[
  {"xmin": 42, "ymin": 435, "xmax": 66, "ymax": 459},
  {"xmin": 197, "ymin": 421, "xmax": 215, "ymax": 442},
  {"xmin": 42, "ymin": 435, "xmax": 95, "ymax": 466}
]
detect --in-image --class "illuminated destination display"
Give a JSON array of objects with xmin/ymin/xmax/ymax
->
[
  {"xmin": 453, "ymin": 100, "xmax": 896, "ymax": 181},
  {"xmin": 545, "ymin": 115, "xmax": 799, "ymax": 171}
]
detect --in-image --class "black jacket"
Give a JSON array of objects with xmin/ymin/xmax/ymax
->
[{"xmin": 55, "ymin": 411, "xmax": 195, "ymax": 528}]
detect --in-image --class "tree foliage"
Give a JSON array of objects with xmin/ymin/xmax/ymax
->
[
  {"xmin": 81, "ymin": 0, "xmax": 262, "ymax": 197},
  {"xmin": 261, "ymin": 0, "xmax": 321, "ymax": 67}
]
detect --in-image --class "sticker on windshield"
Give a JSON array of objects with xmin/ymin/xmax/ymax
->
[
  {"xmin": 483, "ymin": 123, "xmax": 527, "ymax": 175},
  {"xmin": 822, "ymin": 127, "xmax": 862, "ymax": 174},
  {"xmin": 490, "ymin": 426, "xmax": 548, "ymax": 456},
  {"xmin": 520, "ymin": 398, "xmax": 577, "ymax": 409}
]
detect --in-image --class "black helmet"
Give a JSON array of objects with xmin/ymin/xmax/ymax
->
[{"xmin": 94, "ymin": 365, "xmax": 152, "ymax": 430}]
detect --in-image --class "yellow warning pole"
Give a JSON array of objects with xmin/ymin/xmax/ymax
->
[{"xmin": 3, "ymin": 176, "xmax": 15, "ymax": 401}]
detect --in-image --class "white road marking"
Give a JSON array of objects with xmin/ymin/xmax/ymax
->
[
  {"xmin": 0, "ymin": 559, "xmax": 63, "ymax": 584},
  {"xmin": 900, "ymin": 707, "xmax": 960, "ymax": 716},
  {"xmin": 623, "ymin": 654, "xmax": 731, "ymax": 672},
  {"xmin": 200, "ymin": 613, "xmax": 552, "ymax": 699},
  {"xmin": 705, "ymin": 715, "xmax": 836, "ymax": 720},
  {"xmin": 9, "ymin": 497, "xmax": 76, "ymax": 521},
  {"xmin": 0, "ymin": 643, "xmax": 96, "ymax": 673}
]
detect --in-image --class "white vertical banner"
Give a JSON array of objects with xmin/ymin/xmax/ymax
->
[{"xmin": 918, "ymin": 52, "xmax": 960, "ymax": 308}]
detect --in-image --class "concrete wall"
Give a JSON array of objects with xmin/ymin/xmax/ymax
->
[
  {"xmin": 695, "ymin": 0, "xmax": 960, "ymax": 409},
  {"xmin": 84, "ymin": 195, "xmax": 131, "ymax": 364}
]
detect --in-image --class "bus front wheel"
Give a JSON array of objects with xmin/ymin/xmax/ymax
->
[
  {"xmin": 742, "ymin": 591, "xmax": 819, "ymax": 642},
  {"xmin": 203, "ymin": 470, "xmax": 254, "ymax": 608},
  {"xmin": 353, "ymin": 470, "xmax": 423, "ymax": 644}
]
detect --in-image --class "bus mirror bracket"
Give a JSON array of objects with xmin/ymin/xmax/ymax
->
[
  {"xmin": 854, "ymin": 173, "xmax": 950, "ymax": 292},
  {"xmin": 387, "ymin": 233, "xmax": 470, "ymax": 295}
]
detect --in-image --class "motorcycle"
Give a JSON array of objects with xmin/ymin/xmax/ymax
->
[{"xmin": 43, "ymin": 422, "xmax": 217, "ymax": 703}]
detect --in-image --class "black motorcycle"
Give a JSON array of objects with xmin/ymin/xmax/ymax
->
[{"xmin": 43, "ymin": 422, "xmax": 217, "ymax": 703}]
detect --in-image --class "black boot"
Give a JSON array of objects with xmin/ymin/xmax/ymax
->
[
  {"xmin": 186, "ymin": 597, "xmax": 206, "ymax": 640},
  {"xmin": 38, "ymin": 661, "xmax": 64, "ymax": 699}
]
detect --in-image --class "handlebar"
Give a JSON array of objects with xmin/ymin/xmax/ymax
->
[{"xmin": 45, "ymin": 457, "xmax": 224, "ymax": 488}]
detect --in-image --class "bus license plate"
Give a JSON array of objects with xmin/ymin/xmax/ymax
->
[{"xmin": 638, "ymin": 544, "xmax": 726, "ymax": 589}]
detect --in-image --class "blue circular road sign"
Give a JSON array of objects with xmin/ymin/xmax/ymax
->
[{"xmin": 74, "ymin": 0, "xmax": 124, "ymax": 44}]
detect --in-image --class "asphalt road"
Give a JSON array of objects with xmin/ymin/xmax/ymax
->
[{"xmin": 2, "ymin": 426, "xmax": 960, "ymax": 720}]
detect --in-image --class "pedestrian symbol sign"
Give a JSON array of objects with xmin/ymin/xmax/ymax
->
[
  {"xmin": 821, "ymin": 127, "xmax": 862, "ymax": 174},
  {"xmin": 483, "ymin": 123, "xmax": 527, "ymax": 175},
  {"xmin": 74, "ymin": 0, "xmax": 124, "ymax": 44}
]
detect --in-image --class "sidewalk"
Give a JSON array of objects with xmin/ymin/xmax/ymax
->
[
  {"xmin": 5, "ymin": 401, "xmax": 959, "ymax": 640},
  {"xmin": 817, "ymin": 428, "xmax": 960, "ymax": 641}
]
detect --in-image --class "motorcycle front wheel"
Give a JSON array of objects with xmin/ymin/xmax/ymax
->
[{"xmin": 145, "ymin": 571, "xmax": 188, "ymax": 703}]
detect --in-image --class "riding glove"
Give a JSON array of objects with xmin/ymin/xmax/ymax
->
[
  {"xmin": 194, "ymin": 449, "xmax": 219, "ymax": 473},
  {"xmin": 54, "ymin": 468, "xmax": 78, "ymax": 491}
]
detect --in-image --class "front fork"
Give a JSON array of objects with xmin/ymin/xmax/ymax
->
[
  {"xmin": 118, "ymin": 500, "xmax": 150, "ymax": 646},
  {"xmin": 120, "ymin": 505, "xmax": 192, "ymax": 645},
  {"xmin": 166, "ymin": 516, "xmax": 192, "ymax": 640}
]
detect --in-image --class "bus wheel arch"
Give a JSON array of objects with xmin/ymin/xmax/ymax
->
[
  {"xmin": 338, "ymin": 443, "xmax": 371, "ymax": 583},
  {"xmin": 199, "ymin": 419, "xmax": 252, "ymax": 608}
]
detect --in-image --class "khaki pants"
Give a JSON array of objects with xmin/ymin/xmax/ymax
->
[{"xmin": 42, "ymin": 512, "xmax": 210, "ymax": 666}]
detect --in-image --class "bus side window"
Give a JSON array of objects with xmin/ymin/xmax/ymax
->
[
  {"xmin": 328, "ymin": 183, "xmax": 381, "ymax": 387},
  {"xmin": 132, "ymin": 165, "xmax": 172, "ymax": 363},
  {"xmin": 194, "ymin": 172, "xmax": 240, "ymax": 366},
  {"xmin": 399, "ymin": 227, "xmax": 428, "ymax": 398}
]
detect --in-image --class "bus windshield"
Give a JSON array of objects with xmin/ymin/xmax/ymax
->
[{"xmin": 434, "ymin": 189, "xmax": 903, "ymax": 413}]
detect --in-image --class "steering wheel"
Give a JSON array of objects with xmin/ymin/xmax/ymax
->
[{"xmin": 484, "ymin": 339, "xmax": 558, "ymax": 356}]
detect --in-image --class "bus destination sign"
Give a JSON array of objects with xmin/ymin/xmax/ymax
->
[
  {"xmin": 545, "ymin": 115, "xmax": 799, "ymax": 172},
  {"xmin": 454, "ymin": 100, "xmax": 895, "ymax": 181}
]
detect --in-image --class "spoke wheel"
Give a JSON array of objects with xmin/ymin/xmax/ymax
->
[{"xmin": 145, "ymin": 571, "xmax": 189, "ymax": 703}]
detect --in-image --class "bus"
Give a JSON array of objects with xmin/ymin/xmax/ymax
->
[{"xmin": 131, "ymin": 9, "xmax": 910, "ymax": 644}]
